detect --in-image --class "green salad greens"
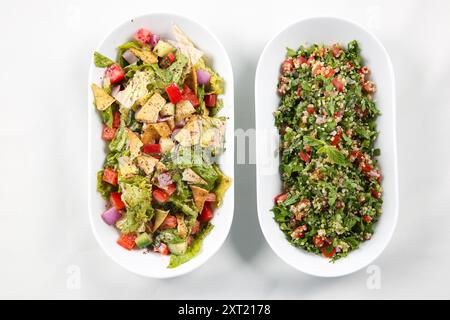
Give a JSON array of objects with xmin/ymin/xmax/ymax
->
[
  {"xmin": 91, "ymin": 25, "xmax": 231, "ymax": 268},
  {"xmin": 272, "ymin": 41, "xmax": 382, "ymax": 260}
]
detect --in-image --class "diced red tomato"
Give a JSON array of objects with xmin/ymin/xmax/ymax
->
[
  {"xmin": 105, "ymin": 64, "xmax": 125, "ymax": 84},
  {"xmin": 360, "ymin": 161, "xmax": 373, "ymax": 173},
  {"xmin": 160, "ymin": 52, "xmax": 176, "ymax": 69},
  {"xmin": 307, "ymin": 55, "xmax": 315, "ymax": 65},
  {"xmin": 274, "ymin": 193, "xmax": 288, "ymax": 205},
  {"xmin": 204, "ymin": 94, "xmax": 217, "ymax": 107},
  {"xmin": 281, "ymin": 58, "xmax": 294, "ymax": 74},
  {"xmin": 299, "ymin": 151, "xmax": 310, "ymax": 163},
  {"xmin": 102, "ymin": 125, "xmax": 116, "ymax": 141},
  {"xmin": 331, "ymin": 127, "xmax": 343, "ymax": 146},
  {"xmin": 296, "ymin": 55, "xmax": 308, "ymax": 66},
  {"xmin": 134, "ymin": 28, "xmax": 152, "ymax": 44},
  {"xmin": 165, "ymin": 83, "xmax": 183, "ymax": 104},
  {"xmin": 191, "ymin": 220, "xmax": 201, "ymax": 235},
  {"xmin": 153, "ymin": 189, "xmax": 169, "ymax": 203},
  {"xmin": 181, "ymin": 85, "xmax": 199, "ymax": 107},
  {"xmin": 323, "ymin": 67, "xmax": 335, "ymax": 78},
  {"xmin": 363, "ymin": 215, "xmax": 373, "ymax": 223},
  {"xmin": 291, "ymin": 225, "xmax": 307, "ymax": 239},
  {"xmin": 102, "ymin": 168, "xmax": 118, "ymax": 186},
  {"xmin": 306, "ymin": 104, "xmax": 315, "ymax": 114},
  {"xmin": 163, "ymin": 183, "xmax": 177, "ymax": 196},
  {"xmin": 304, "ymin": 145, "xmax": 311, "ymax": 154},
  {"xmin": 332, "ymin": 77, "xmax": 344, "ymax": 92},
  {"xmin": 113, "ymin": 111, "xmax": 120, "ymax": 128},
  {"xmin": 199, "ymin": 202, "xmax": 214, "ymax": 222},
  {"xmin": 160, "ymin": 215, "xmax": 178, "ymax": 230},
  {"xmin": 320, "ymin": 244, "xmax": 336, "ymax": 258},
  {"xmin": 354, "ymin": 104, "xmax": 369, "ymax": 118},
  {"xmin": 143, "ymin": 144, "xmax": 161, "ymax": 154},
  {"xmin": 296, "ymin": 86, "xmax": 302, "ymax": 97},
  {"xmin": 117, "ymin": 234, "xmax": 136, "ymax": 250},
  {"xmin": 205, "ymin": 193, "xmax": 216, "ymax": 202},
  {"xmin": 331, "ymin": 44, "xmax": 342, "ymax": 58},
  {"xmin": 154, "ymin": 242, "xmax": 170, "ymax": 255},
  {"xmin": 110, "ymin": 192, "xmax": 125, "ymax": 210},
  {"xmin": 371, "ymin": 189, "xmax": 381, "ymax": 199},
  {"xmin": 312, "ymin": 236, "xmax": 326, "ymax": 248}
]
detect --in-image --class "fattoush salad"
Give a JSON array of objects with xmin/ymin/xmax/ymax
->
[{"xmin": 91, "ymin": 25, "xmax": 231, "ymax": 268}]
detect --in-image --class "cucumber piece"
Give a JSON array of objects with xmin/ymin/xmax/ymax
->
[
  {"xmin": 135, "ymin": 233, "xmax": 153, "ymax": 248},
  {"xmin": 168, "ymin": 241, "xmax": 188, "ymax": 255},
  {"xmin": 153, "ymin": 40, "xmax": 174, "ymax": 57}
]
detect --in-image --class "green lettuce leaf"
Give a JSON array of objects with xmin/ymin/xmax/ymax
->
[
  {"xmin": 116, "ymin": 176, "xmax": 154, "ymax": 233},
  {"xmin": 94, "ymin": 51, "xmax": 115, "ymax": 68},
  {"xmin": 168, "ymin": 223, "xmax": 214, "ymax": 268},
  {"xmin": 101, "ymin": 106, "xmax": 113, "ymax": 128},
  {"xmin": 97, "ymin": 170, "xmax": 114, "ymax": 199}
]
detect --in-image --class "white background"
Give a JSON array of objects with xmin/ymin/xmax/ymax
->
[{"xmin": 1, "ymin": 0, "xmax": 449, "ymax": 299}]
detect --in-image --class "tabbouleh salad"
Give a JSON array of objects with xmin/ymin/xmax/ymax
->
[
  {"xmin": 272, "ymin": 41, "xmax": 382, "ymax": 260},
  {"xmin": 91, "ymin": 25, "xmax": 231, "ymax": 268}
]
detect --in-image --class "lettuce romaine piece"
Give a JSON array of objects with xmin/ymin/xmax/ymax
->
[
  {"xmin": 168, "ymin": 223, "xmax": 214, "ymax": 268},
  {"xmin": 116, "ymin": 176, "xmax": 154, "ymax": 233},
  {"xmin": 212, "ymin": 165, "xmax": 231, "ymax": 207},
  {"xmin": 93, "ymin": 51, "xmax": 115, "ymax": 68},
  {"xmin": 195, "ymin": 58, "xmax": 224, "ymax": 94}
]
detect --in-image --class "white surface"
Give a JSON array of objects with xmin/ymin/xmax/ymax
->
[
  {"xmin": 88, "ymin": 13, "xmax": 234, "ymax": 278},
  {"xmin": 255, "ymin": 17, "xmax": 398, "ymax": 277},
  {"xmin": 0, "ymin": 0, "xmax": 449, "ymax": 299}
]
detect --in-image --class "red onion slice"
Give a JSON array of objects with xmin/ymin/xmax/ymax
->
[
  {"xmin": 122, "ymin": 49, "xmax": 138, "ymax": 64},
  {"xmin": 150, "ymin": 34, "xmax": 160, "ymax": 47},
  {"xmin": 157, "ymin": 172, "xmax": 173, "ymax": 187},
  {"xmin": 196, "ymin": 69, "xmax": 211, "ymax": 85},
  {"xmin": 101, "ymin": 207, "xmax": 121, "ymax": 225}
]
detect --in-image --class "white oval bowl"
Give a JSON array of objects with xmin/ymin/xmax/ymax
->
[
  {"xmin": 255, "ymin": 17, "xmax": 398, "ymax": 277},
  {"xmin": 88, "ymin": 13, "xmax": 234, "ymax": 278}
]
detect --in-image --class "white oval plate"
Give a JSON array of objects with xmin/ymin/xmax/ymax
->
[
  {"xmin": 255, "ymin": 17, "xmax": 398, "ymax": 277},
  {"xmin": 88, "ymin": 13, "xmax": 234, "ymax": 278}
]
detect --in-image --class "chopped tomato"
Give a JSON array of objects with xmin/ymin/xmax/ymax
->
[
  {"xmin": 163, "ymin": 183, "xmax": 177, "ymax": 196},
  {"xmin": 291, "ymin": 225, "xmax": 307, "ymax": 239},
  {"xmin": 296, "ymin": 55, "xmax": 308, "ymax": 66},
  {"xmin": 363, "ymin": 215, "xmax": 373, "ymax": 223},
  {"xmin": 331, "ymin": 127, "xmax": 343, "ymax": 146},
  {"xmin": 113, "ymin": 111, "xmax": 120, "ymax": 128},
  {"xmin": 181, "ymin": 85, "xmax": 199, "ymax": 107},
  {"xmin": 320, "ymin": 244, "xmax": 336, "ymax": 258},
  {"xmin": 306, "ymin": 105, "xmax": 315, "ymax": 114},
  {"xmin": 304, "ymin": 145, "xmax": 311, "ymax": 153},
  {"xmin": 299, "ymin": 151, "xmax": 310, "ymax": 163},
  {"xmin": 165, "ymin": 83, "xmax": 183, "ymax": 104},
  {"xmin": 332, "ymin": 77, "xmax": 344, "ymax": 92},
  {"xmin": 371, "ymin": 189, "xmax": 381, "ymax": 199},
  {"xmin": 333, "ymin": 111, "xmax": 343, "ymax": 121},
  {"xmin": 191, "ymin": 220, "xmax": 201, "ymax": 235},
  {"xmin": 360, "ymin": 161, "xmax": 373, "ymax": 173},
  {"xmin": 134, "ymin": 28, "xmax": 152, "ymax": 44},
  {"xmin": 143, "ymin": 143, "xmax": 161, "ymax": 154},
  {"xmin": 313, "ymin": 236, "xmax": 325, "ymax": 248},
  {"xmin": 354, "ymin": 104, "xmax": 369, "ymax": 118},
  {"xmin": 274, "ymin": 193, "xmax": 288, "ymax": 205},
  {"xmin": 110, "ymin": 192, "xmax": 125, "ymax": 210},
  {"xmin": 160, "ymin": 52, "xmax": 176, "ymax": 69},
  {"xmin": 205, "ymin": 193, "xmax": 217, "ymax": 202},
  {"xmin": 160, "ymin": 215, "xmax": 177, "ymax": 230},
  {"xmin": 102, "ymin": 125, "xmax": 116, "ymax": 141},
  {"xmin": 153, "ymin": 189, "xmax": 169, "ymax": 203},
  {"xmin": 102, "ymin": 168, "xmax": 118, "ymax": 186},
  {"xmin": 307, "ymin": 55, "xmax": 315, "ymax": 65},
  {"xmin": 199, "ymin": 202, "xmax": 214, "ymax": 222},
  {"xmin": 296, "ymin": 86, "xmax": 302, "ymax": 97},
  {"xmin": 105, "ymin": 64, "xmax": 125, "ymax": 84},
  {"xmin": 204, "ymin": 94, "xmax": 217, "ymax": 107},
  {"xmin": 323, "ymin": 67, "xmax": 335, "ymax": 78},
  {"xmin": 155, "ymin": 242, "xmax": 170, "ymax": 255},
  {"xmin": 117, "ymin": 234, "xmax": 136, "ymax": 250},
  {"xmin": 281, "ymin": 58, "xmax": 294, "ymax": 74},
  {"xmin": 331, "ymin": 44, "xmax": 342, "ymax": 58}
]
